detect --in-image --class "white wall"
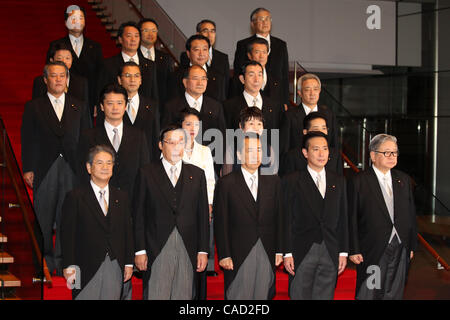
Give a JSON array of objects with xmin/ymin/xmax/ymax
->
[{"xmin": 156, "ymin": 0, "xmax": 405, "ymax": 71}]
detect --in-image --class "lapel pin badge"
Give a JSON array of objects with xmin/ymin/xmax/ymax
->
[
  {"xmin": 146, "ymin": 105, "xmax": 150, "ymax": 109},
  {"xmin": 115, "ymin": 199, "xmax": 119, "ymax": 204},
  {"xmin": 189, "ymin": 176, "xmax": 193, "ymax": 180},
  {"xmin": 71, "ymin": 104, "xmax": 77, "ymax": 110}
]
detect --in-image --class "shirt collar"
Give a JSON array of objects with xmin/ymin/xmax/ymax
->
[
  {"xmin": 140, "ymin": 45, "xmax": 155, "ymax": 60},
  {"xmin": 302, "ymin": 103, "xmax": 318, "ymax": 115},
  {"xmin": 189, "ymin": 61, "xmax": 207, "ymax": 72},
  {"xmin": 68, "ymin": 33, "xmax": 84, "ymax": 44},
  {"xmin": 161, "ymin": 157, "xmax": 183, "ymax": 175},
  {"xmin": 90, "ymin": 180, "xmax": 109, "ymax": 197},
  {"xmin": 207, "ymin": 47, "xmax": 213, "ymax": 66},
  {"xmin": 122, "ymin": 51, "xmax": 139, "ymax": 64},
  {"xmin": 47, "ymin": 92, "xmax": 65, "ymax": 105},
  {"xmin": 243, "ymin": 90, "xmax": 263, "ymax": 109},
  {"xmin": 307, "ymin": 165, "xmax": 326, "ymax": 181},
  {"xmin": 129, "ymin": 93, "xmax": 140, "ymax": 107},
  {"xmin": 241, "ymin": 166, "xmax": 258, "ymax": 182},
  {"xmin": 104, "ymin": 120, "xmax": 123, "ymax": 133},
  {"xmin": 185, "ymin": 92, "xmax": 203, "ymax": 111},
  {"xmin": 372, "ymin": 165, "xmax": 392, "ymax": 182}
]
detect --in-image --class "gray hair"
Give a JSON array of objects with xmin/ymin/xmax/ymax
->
[
  {"xmin": 297, "ymin": 73, "xmax": 322, "ymax": 91},
  {"xmin": 369, "ymin": 134, "xmax": 398, "ymax": 152},
  {"xmin": 87, "ymin": 145, "xmax": 115, "ymax": 165},
  {"xmin": 250, "ymin": 7, "xmax": 270, "ymax": 21},
  {"xmin": 43, "ymin": 61, "xmax": 69, "ymax": 79}
]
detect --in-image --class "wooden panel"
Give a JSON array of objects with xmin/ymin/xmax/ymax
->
[
  {"xmin": 0, "ymin": 233, "xmax": 7, "ymax": 243},
  {"xmin": 0, "ymin": 271, "xmax": 21, "ymax": 287},
  {"xmin": 0, "ymin": 252, "xmax": 14, "ymax": 264}
]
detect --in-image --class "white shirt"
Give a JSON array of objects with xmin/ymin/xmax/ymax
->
[
  {"xmin": 90, "ymin": 180, "xmax": 109, "ymax": 213},
  {"xmin": 256, "ymin": 33, "xmax": 271, "ymax": 54},
  {"xmin": 241, "ymin": 167, "xmax": 258, "ymax": 201},
  {"xmin": 127, "ymin": 94, "xmax": 140, "ymax": 123},
  {"xmin": 243, "ymin": 90, "xmax": 263, "ymax": 110},
  {"xmin": 302, "ymin": 103, "xmax": 318, "ymax": 116},
  {"xmin": 104, "ymin": 120, "xmax": 123, "ymax": 147},
  {"xmin": 69, "ymin": 34, "xmax": 84, "ymax": 57},
  {"xmin": 183, "ymin": 141, "xmax": 215, "ymax": 204},
  {"xmin": 185, "ymin": 92, "xmax": 203, "ymax": 112},
  {"xmin": 122, "ymin": 51, "xmax": 139, "ymax": 65},
  {"xmin": 284, "ymin": 166, "xmax": 348, "ymax": 258},
  {"xmin": 207, "ymin": 46, "xmax": 213, "ymax": 67},
  {"xmin": 372, "ymin": 165, "xmax": 400, "ymax": 243},
  {"xmin": 261, "ymin": 67, "xmax": 267, "ymax": 91},
  {"xmin": 189, "ymin": 61, "xmax": 208, "ymax": 72},
  {"xmin": 140, "ymin": 45, "xmax": 155, "ymax": 61},
  {"xmin": 47, "ymin": 92, "xmax": 65, "ymax": 120}
]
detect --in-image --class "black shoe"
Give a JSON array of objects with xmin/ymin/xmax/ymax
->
[{"xmin": 206, "ymin": 271, "xmax": 218, "ymax": 277}]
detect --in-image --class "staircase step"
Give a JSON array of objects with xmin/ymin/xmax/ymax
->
[
  {"xmin": 0, "ymin": 233, "xmax": 7, "ymax": 243},
  {"xmin": 0, "ymin": 252, "xmax": 14, "ymax": 264},
  {"xmin": 0, "ymin": 271, "xmax": 21, "ymax": 287}
]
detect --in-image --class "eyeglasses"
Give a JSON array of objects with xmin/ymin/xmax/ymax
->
[
  {"xmin": 163, "ymin": 140, "xmax": 185, "ymax": 146},
  {"xmin": 374, "ymin": 151, "xmax": 399, "ymax": 157},
  {"xmin": 253, "ymin": 16, "xmax": 272, "ymax": 23},
  {"xmin": 122, "ymin": 73, "xmax": 141, "ymax": 79},
  {"xmin": 200, "ymin": 28, "xmax": 216, "ymax": 34}
]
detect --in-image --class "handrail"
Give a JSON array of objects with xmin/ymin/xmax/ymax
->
[
  {"xmin": 125, "ymin": 0, "xmax": 180, "ymax": 65},
  {"xmin": 0, "ymin": 118, "xmax": 52, "ymax": 287},
  {"xmin": 417, "ymin": 234, "xmax": 449, "ymax": 271}
]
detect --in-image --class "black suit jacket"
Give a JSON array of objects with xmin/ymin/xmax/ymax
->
[
  {"xmin": 122, "ymin": 95, "xmax": 160, "ymax": 161},
  {"xmin": 47, "ymin": 36, "xmax": 103, "ymax": 111},
  {"xmin": 282, "ymin": 169, "xmax": 349, "ymax": 269},
  {"xmin": 279, "ymin": 146, "xmax": 343, "ymax": 177},
  {"xmin": 169, "ymin": 64, "xmax": 227, "ymax": 103},
  {"xmin": 233, "ymin": 35, "xmax": 289, "ymax": 104},
  {"xmin": 21, "ymin": 94, "xmax": 91, "ymax": 190},
  {"xmin": 60, "ymin": 184, "xmax": 134, "ymax": 292},
  {"xmin": 32, "ymin": 72, "xmax": 89, "ymax": 105},
  {"xmin": 223, "ymin": 93, "xmax": 284, "ymax": 131},
  {"xmin": 154, "ymin": 48, "xmax": 175, "ymax": 111},
  {"xmin": 77, "ymin": 124, "xmax": 150, "ymax": 201},
  {"xmin": 97, "ymin": 51, "xmax": 159, "ymax": 104},
  {"xmin": 281, "ymin": 104, "xmax": 339, "ymax": 155},
  {"xmin": 134, "ymin": 161, "xmax": 210, "ymax": 269},
  {"xmin": 347, "ymin": 167, "xmax": 417, "ymax": 292},
  {"xmin": 181, "ymin": 48, "xmax": 230, "ymax": 98},
  {"xmin": 213, "ymin": 169, "xmax": 283, "ymax": 297}
]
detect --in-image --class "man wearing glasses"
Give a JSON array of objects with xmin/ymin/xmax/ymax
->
[
  {"xmin": 134, "ymin": 125, "xmax": 210, "ymax": 300},
  {"xmin": 347, "ymin": 134, "xmax": 417, "ymax": 300},
  {"xmin": 233, "ymin": 7, "xmax": 289, "ymax": 106}
]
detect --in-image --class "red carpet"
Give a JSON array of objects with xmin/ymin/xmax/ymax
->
[{"xmin": 1, "ymin": 1, "xmax": 357, "ymax": 301}]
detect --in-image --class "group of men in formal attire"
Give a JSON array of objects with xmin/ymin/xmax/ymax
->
[{"xmin": 20, "ymin": 4, "xmax": 417, "ymax": 300}]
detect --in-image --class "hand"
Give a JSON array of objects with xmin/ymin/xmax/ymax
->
[
  {"xmin": 124, "ymin": 266, "xmax": 133, "ymax": 282},
  {"xmin": 349, "ymin": 254, "xmax": 364, "ymax": 265},
  {"xmin": 284, "ymin": 104, "xmax": 288, "ymax": 111},
  {"xmin": 284, "ymin": 256, "xmax": 295, "ymax": 276},
  {"xmin": 338, "ymin": 256, "xmax": 347, "ymax": 275},
  {"xmin": 219, "ymin": 257, "xmax": 233, "ymax": 270},
  {"xmin": 410, "ymin": 251, "xmax": 414, "ymax": 260},
  {"xmin": 208, "ymin": 205, "xmax": 213, "ymax": 224},
  {"xmin": 197, "ymin": 253, "xmax": 208, "ymax": 272},
  {"xmin": 135, "ymin": 254, "xmax": 148, "ymax": 271},
  {"xmin": 63, "ymin": 267, "xmax": 76, "ymax": 282},
  {"xmin": 275, "ymin": 254, "xmax": 283, "ymax": 267},
  {"xmin": 23, "ymin": 171, "xmax": 34, "ymax": 188}
]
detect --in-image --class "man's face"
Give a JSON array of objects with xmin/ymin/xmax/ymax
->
[
  {"xmin": 87, "ymin": 151, "xmax": 113, "ymax": 184},
  {"xmin": 247, "ymin": 43, "xmax": 268, "ymax": 68},
  {"xmin": 182, "ymin": 67, "xmax": 207, "ymax": 96},
  {"xmin": 198, "ymin": 22, "xmax": 216, "ymax": 47},
  {"xmin": 66, "ymin": 10, "xmax": 85, "ymax": 33},
  {"xmin": 186, "ymin": 39, "xmax": 209, "ymax": 66},
  {"xmin": 370, "ymin": 140, "xmax": 398, "ymax": 172},
  {"xmin": 239, "ymin": 137, "xmax": 262, "ymax": 172},
  {"xmin": 304, "ymin": 118, "xmax": 328, "ymax": 135},
  {"xmin": 240, "ymin": 64, "xmax": 263, "ymax": 94},
  {"xmin": 302, "ymin": 137, "xmax": 329, "ymax": 171},
  {"xmin": 140, "ymin": 21, "xmax": 158, "ymax": 47},
  {"xmin": 52, "ymin": 49, "xmax": 73, "ymax": 70},
  {"xmin": 118, "ymin": 65, "xmax": 142, "ymax": 94},
  {"xmin": 252, "ymin": 10, "xmax": 271, "ymax": 35},
  {"xmin": 119, "ymin": 26, "xmax": 140, "ymax": 53},
  {"xmin": 159, "ymin": 129, "xmax": 185, "ymax": 164},
  {"xmin": 299, "ymin": 79, "xmax": 321, "ymax": 107},
  {"xmin": 44, "ymin": 65, "xmax": 67, "ymax": 95},
  {"xmin": 241, "ymin": 117, "xmax": 264, "ymax": 135},
  {"xmin": 101, "ymin": 92, "xmax": 127, "ymax": 123}
]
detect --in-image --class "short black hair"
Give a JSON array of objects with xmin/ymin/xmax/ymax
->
[
  {"xmin": 239, "ymin": 107, "xmax": 265, "ymax": 130},
  {"xmin": 99, "ymin": 83, "xmax": 128, "ymax": 105},
  {"xmin": 87, "ymin": 145, "xmax": 115, "ymax": 165},
  {"xmin": 250, "ymin": 7, "xmax": 270, "ymax": 21},
  {"xmin": 118, "ymin": 21, "xmax": 141, "ymax": 39},
  {"xmin": 246, "ymin": 38, "xmax": 269, "ymax": 55},
  {"xmin": 302, "ymin": 131, "xmax": 329, "ymax": 150},
  {"xmin": 64, "ymin": 5, "xmax": 86, "ymax": 21},
  {"xmin": 178, "ymin": 107, "xmax": 201, "ymax": 125},
  {"xmin": 303, "ymin": 112, "xmax": 328, "ymax": 131},
  {"xmin": 48, "ymin": 42, "xmax": 75, "ymax": 63},
  {"xmin": 137, "ymin": 18, "xmax": 159, "ymax": 30},
  {"xmin": 182, "ymin": 64, "xmax": 207, "ymax": 79},
  {"xmin": 240, "ymin": 60, "xmax": 263, "ymax": 77},
  {"xmin": 159, "ymin": 124, "xmax": 187, "ymax": 144},
  {"xmin": 185, "ymin": 34, "xmax": 211, "ymax": 51},
  {"xmin": 118, "ymin": 61, "xmax": 142, "ymax": 77},
  {"xmin": 43, "ymin": 61, "xmax": 69, "ymax": 79},
  {"xmin": 196, "ymin": 19, "xmax": 216, "ymax": 33}
]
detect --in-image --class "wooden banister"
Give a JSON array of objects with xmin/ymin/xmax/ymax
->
[
  {"xmin": 0, "ymin": 123, "xmax": 52, "ymax": 287},
  {"xmin": 417, "ymin": 233, "xmax": 449, "ymax": 271}
]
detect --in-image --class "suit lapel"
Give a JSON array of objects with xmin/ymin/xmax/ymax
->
[
  {"xmin": 236, "ymin": 169, "xmax": 258, "ymax": 221},
  {"xmin": 367, "ymin": 167, "xmax": 393, "ymax": 224},
  {"xmin": 298, "ymin": 171, "xmax": 323, "ymax": 222},
  {"xmin": 391, "ymin": 170, "xmax": 403, "ymax": 223},
  {"xmin": 151, "ymin": 161, "xmax": 178, "ymax": 211},
  {"xmin": 41, "ymin": 96, "xmax": 63, "ymax": 136},
  {"xmin": 84, "ymin": 185, "xmax": 109, "ymax": 232}
]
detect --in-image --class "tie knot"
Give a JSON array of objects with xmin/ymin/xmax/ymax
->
[
  {"xmin": 113, "ymin": 128, "xmax": 119, "ymax": 134},
  {"xmin": 170, "ymin": 165, "xmax": 177, "ymax": 174},
  {"xmin": 99, "ymin": 189, "xmax": 106, "ymax": 197}
]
